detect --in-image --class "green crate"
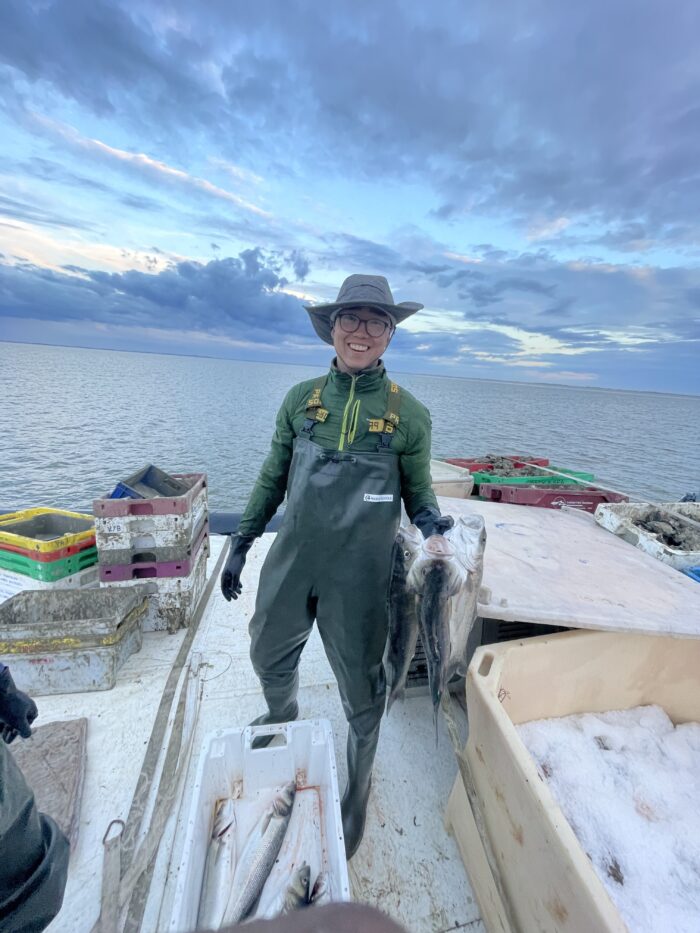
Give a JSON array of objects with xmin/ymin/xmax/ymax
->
[
  {"xmin": 472, "ymin": 466, "xmax": 594, "ymax": 487},
  {"xmin": 0, "ymin": 546, "xmax": 98, "ymax": 582}
]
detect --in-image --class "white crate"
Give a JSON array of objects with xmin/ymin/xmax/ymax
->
[
  {"xmin": 430, "ymin": 459, "xmax": 475, "ymax": 498},
  {"xmin": 0, "ymin": 564, "xmax": 99, "ymax": 603},
  {"xmin": 595, "ymin": 501, "xmax": 700, "ymax": 571},
  {"xmin": 167, "ymin": 719, "xmax": 350, "ymax": 932},
  {"xmin": 100, "ymin": 536, "xmax": 208, "ymax": 632},
  {"xmin": 94, "ymin": 486, "xmax": 208, "ymax": 551}
]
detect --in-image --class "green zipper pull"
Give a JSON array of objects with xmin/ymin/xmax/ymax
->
[{"xmin": 339, "ymin": 375, "xmax": 357, "ymax": 451}]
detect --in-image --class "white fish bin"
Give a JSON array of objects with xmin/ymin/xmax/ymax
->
[
  {"xmin": 445, "ymin": 629, "xmax": 700, "ymax": 933},
  {"xmin": 594, "ymin": 501, "xmax": 700, "ymax": 571},
  {"xmin": 168, "ymin": 719, "xmax": 350, "ymax": 932},
  {"xmin": 430, "ymin": 459, "xmax": 474, "ymax": 498}
]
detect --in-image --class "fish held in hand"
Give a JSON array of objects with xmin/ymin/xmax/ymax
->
[
  {"xmin": 223, "ymin": 781, "xmax": 296, "ymax": 925},
  {"xmin": 407, "ymin": 515, "xmax": 486, "ymax": 724},
  {"xmin": 197, "ymin": 797, "xmax": 237, "ymax": 930},
  {"xmin": 386, "ymin": 523, "xmax": 423, "ymax": 711},
  {"xmin": 445, "ymin": 514, "xmax": 486, "ymax": 681}
]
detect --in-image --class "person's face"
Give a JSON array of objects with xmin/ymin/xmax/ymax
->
[{"xmin": 331, "ymin": 306, "xmax": 394, "ymax": 374}]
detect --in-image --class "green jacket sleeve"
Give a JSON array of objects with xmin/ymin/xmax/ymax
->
[
  {"xmin": 238, "ymin": 386, "xmax": 299, "ymax": 537},
  {"xmin": 400, "ymin": 405, "xmax": 438, "ymax": 519}
]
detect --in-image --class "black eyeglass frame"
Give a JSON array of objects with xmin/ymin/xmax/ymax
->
[{"xmin": 334, "ymin": 312, "xmax": 393, "ymax": 338}]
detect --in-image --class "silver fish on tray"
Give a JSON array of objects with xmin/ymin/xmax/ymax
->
[
  {"xmin": 385, "ymin": 523, "xmax": 423, "ymax": 712},
  {"xmin": 197, "ymin": 797, "xmax": 237, "ymax": 930},
  {"xmin": 405, "ymin": 514, "xmax": 486, "ymax": 725},
  {"xmin": 255, "ymin": 789, "xmax": 319, "ymax": 920},
  {"xmin": 222, "ymin": 781, "xmax": 296, "ymax": 925}
]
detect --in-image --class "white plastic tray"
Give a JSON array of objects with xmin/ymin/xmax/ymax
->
[
  {"xmin": 595, "ymin": 501, "xmax": 700, "ymax": 571},
  {"xmin": 430, "ymin": 459, "xmax": 474, "ymax": 498},
  {"xmin": 0, "ymin": 564, "xmax": 99, "ymax": 603},
  {"xmin": 100, "ymin": 534, "xmax": 209, "ymax": 632},
  {"xmin": 167, "ymin": 719, "xmax": 350, "ymax": 932},
  {"xmin": 94, "ymin": 487, "xmax": 208, "ymax": 551}
]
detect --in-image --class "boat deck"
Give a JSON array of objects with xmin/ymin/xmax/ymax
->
[
  {"xmin": 41, "ymin": 533, "xmax": 481, "ymax": 933},
  {"xmin": 36, "ymin": 497, "xmax": 700, "ymax": 932}
]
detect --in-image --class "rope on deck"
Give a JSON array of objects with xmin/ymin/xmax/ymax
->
[{"xmin": 91, "ymin": 539, "xmax": 229, "ymax": 932}]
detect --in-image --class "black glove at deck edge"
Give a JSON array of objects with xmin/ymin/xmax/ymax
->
[
  {"xmin": 0, "ymin": 665, "xmax": 38, "ymax": 743},
  {"xmin": 412, "ymin": 506, "xmax": 455, "ymax": 539},
  {"xmin": 220, "ymin": 533, "xmax": 256, "ymax": 601}
]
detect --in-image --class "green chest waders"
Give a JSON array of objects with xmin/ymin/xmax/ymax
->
[{"xmin": 248, "ymin": 381, "xmax": 401, "ymax": 857}]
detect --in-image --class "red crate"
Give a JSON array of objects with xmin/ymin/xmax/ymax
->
[
  {"xmin": 0, "ymin": 535, "xmax": 96, "ymax": 563},
  {"xmin": 445, "ymin": 456, "xmax": 550, "ymax": 473},
  {"xmin": 93, "ymin": 473, "xmax": 206, "ymax": 518},
  {"xmin": 478, "ymin": 484, "xmax": 629, "ymax": 513}
]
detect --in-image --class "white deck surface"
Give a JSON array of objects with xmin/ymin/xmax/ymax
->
[
  {"xmin": 444, "ymin": 497, "xmax": 700, "ymax": 636},
  {"xmin": 33, "ymin": 497, "xmax": 700, "ymax": 932},
  {"xmin": 40, "ymin": 535, "xmax": 483, "ymax": 933}
]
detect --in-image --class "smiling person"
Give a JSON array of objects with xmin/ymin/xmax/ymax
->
[{"xmin": 220, "ymin": 274, "xmax": 453, "ymax": 859}]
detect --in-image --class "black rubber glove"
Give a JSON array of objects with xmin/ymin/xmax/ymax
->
[
  {"xmin": 0, "ymin": 666, "xmax": 38, "ymax": 742},
  {"xmin": 220, "ymin": 533, "xmax": 256, "ymax": 601},
  {"xmin": 412, "ymin": 506, "xmax": 455, "ymax": 539}
]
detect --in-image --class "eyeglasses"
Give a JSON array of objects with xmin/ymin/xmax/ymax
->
[{"xmin": 336, "ymin": 312, "xmax": 392, "ymax": 338}]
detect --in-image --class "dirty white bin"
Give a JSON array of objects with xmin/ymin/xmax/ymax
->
[
  {"xmin": 167, "ymin": 719, "xmax": 350, "ymax": 931},
  {"xmin": 595, "ymin": 501, "xmax": 700, "ymax": 571},
  {"xmin": 445, "ymin": 629, "xmax": 700, "ymax": 933},
  {"xmin": 430, "ymin": 459, "xmax": 474, "ymax": 498},
  {"xmin": 0, "ymin": 587, "xmax": 148, "ymax": 695}
]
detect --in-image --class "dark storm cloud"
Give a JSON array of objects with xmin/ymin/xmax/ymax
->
[
  {"xmin": 4, "ymin": 1, "xmax": 698, "ymax": 238},
  {"xmin": 0, "ymin": 251, "xmax": 308, "ymax": 342}
]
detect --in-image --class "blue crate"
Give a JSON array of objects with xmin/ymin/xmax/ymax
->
[
  {"xmin": 108, "ymin": 465, "xmax": 190, "ymax": 500},
  {"xmin": 109, "ymin": 482, "xmax": 145, "ymax": 500},
  {"xmin": 682, "ymin": 566, "xmax": 700, "ymax": 583}
]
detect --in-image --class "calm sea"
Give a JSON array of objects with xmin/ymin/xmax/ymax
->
[{"xmin": 1, "ymin": 341, "xmax": 697, "ymax": 512}]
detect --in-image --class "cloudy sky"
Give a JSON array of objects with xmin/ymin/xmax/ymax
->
[{"xmin": 1, "ymin": 0, "xmax": 699, "ymax": 393}]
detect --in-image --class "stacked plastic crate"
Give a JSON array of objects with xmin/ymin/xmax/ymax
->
[
  {"xmin": 0, "ymin": 508, "xmax": 98, "ymax": 603},
  {"xmin": 93, "ymin": 470, "xmax": 209, "ymax": 633}
]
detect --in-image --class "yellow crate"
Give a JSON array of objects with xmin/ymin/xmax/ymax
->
[{"xmin": 0, "ymin": 508, "xmax": 95, "ymax": 554}]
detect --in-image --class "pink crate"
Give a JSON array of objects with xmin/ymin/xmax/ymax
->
[
  {"xmin": 93, "ymin": 473, "xmax": 206, "ymax": 518},
  {"xmin": 478, "ymin": 483, "xmax": 629, "ymax": 513},
  {"xmin": 99, "ymin": 522, "xmax": 208, "ymax": 582},
  {"xmin": 445, "ymin": 456, "xmax": 549, "ymax": 473}
]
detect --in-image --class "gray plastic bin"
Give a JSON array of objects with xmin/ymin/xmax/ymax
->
[{"xmin": 0, "ymin": 587, "xmax": 148, "ymax": 695}]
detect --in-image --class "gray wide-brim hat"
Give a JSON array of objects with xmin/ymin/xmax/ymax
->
[{"xmin": 304, "ymin": 274, "xmax": 423, "ymax": 345}]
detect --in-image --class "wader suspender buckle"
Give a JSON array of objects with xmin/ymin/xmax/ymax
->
[
  {"xmin": 369, "ymin": 381, "xmax": 401, "ymax": 451},
  {"xmin": 300, "ymin": 375, "xmax": 329, "ymax": 438}
]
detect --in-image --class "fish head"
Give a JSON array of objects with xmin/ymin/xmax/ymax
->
[
  {"xmin": 212, "ymin": 797, "xmax": 236, "ymax": 838},
  {"xmin": 450, "ymin": 514, "xmax": 487, "ymax": 574},
  {"xmin": 407, "ymin": 534, "xmax": 463, "ymax": 597},
  {"xmin": 272, "ymin": 781, "xmax": 297, "ymax": 818},
  {"xmin": 292, "ymin": 862, "xmax": 311, "ymax": 900},
  {"xmin": 394, "ymin": 523, "xmax": 423, "ymax": 573}
]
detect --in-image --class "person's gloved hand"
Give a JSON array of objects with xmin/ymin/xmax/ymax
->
[
  {"xmin": 220, "ymin": 534, "xmax": 256, "ymax": 601},
  {"xmin": 0, "ymin": 666, "xmax": 38, "ymax": 742},
  {"xmin": 412, "ymin": 506, "xmax": 455, "ymax": 539}
]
